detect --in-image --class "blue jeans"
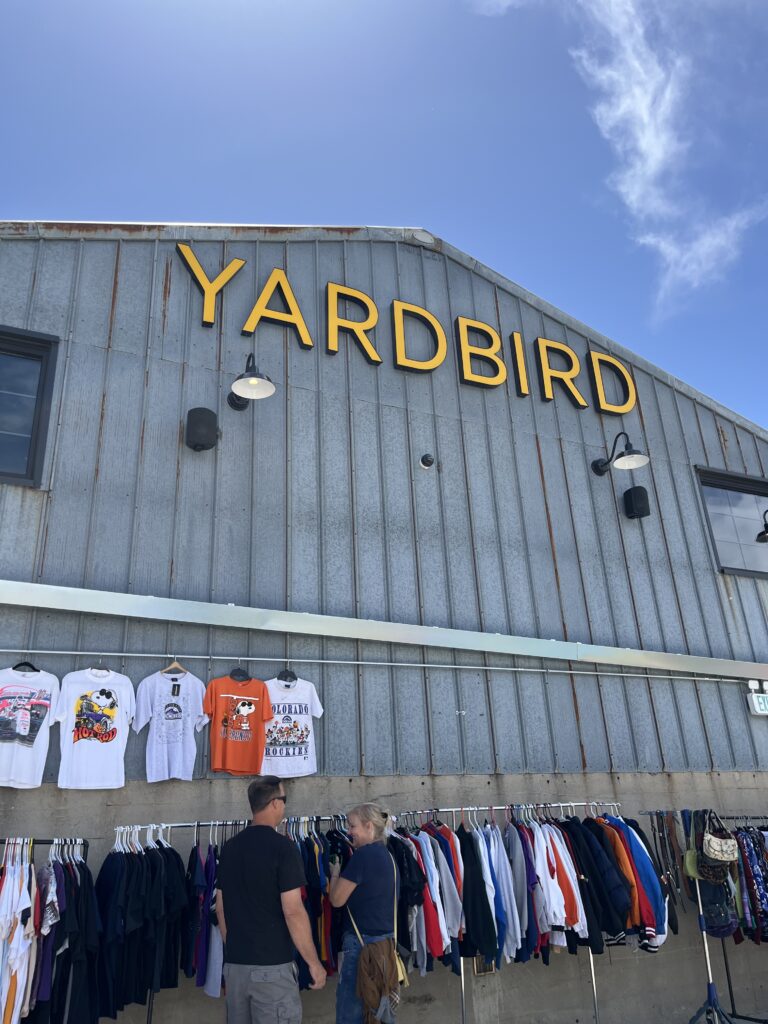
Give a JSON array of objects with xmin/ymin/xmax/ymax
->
[{"xmin": 335, "ymin": 930, "xmax": 394, "ymax": 1024}]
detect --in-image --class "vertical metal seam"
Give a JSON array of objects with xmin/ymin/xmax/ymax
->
[
  {"xmin": 415, "ymin": 248, "xmax": 438, "ymax": 773},
  {"xmin": 121, "ymin": 238, "xmax": 160, "ymax": 676},
  {"xmin": 341, "ymin": 240, "xmax": 364, "ymax": 775},
  {"xmin": 164, "ymin": 237, "xmax": 192, "ymax": 661},
  {"xmin": 439, "ymin": 254, "xmax": 478, "ymax": 773},
  {"xmin": 74, "ymin": 240, "xmax": 121, "ymax": 665},
  {"xmin": 312, "ymin": 239, "xmax": 327, "ymax": 774},
  {"xmin": 377, "ymin": 242, "xmax": 398, "ymax": 774},
  {"xmin": 631, "ymin": 380, "xmax": 691, "ymax": 769},
  {"xmin": 467, "ymin": 274, "xmax": 509, "ymax": 775},
  {"xmin": 669, "ymin": 386, "xmax": 741, "ymax": 769},
  {"xmin": 575, "ymin": 334, "xmax": 635, "ymax": 771},
  {"xmin": 499, "ymin": 291, "xmax": 552, "ymax": 771},
  {"xmin": 648, "ymin": 377, "xmax": 716, "ymax": 771},
  {"xmin": 29, "ymin": 239, "xmax": 81, "ymax": 660}
]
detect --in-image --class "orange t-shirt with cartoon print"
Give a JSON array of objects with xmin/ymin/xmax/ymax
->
[{"xmin": 203, "ymin": 676, "xmax": 273, "ymax": 775}]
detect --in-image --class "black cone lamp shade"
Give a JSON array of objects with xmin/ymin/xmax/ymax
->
[{"xmin": 227, "ymin": 354, "xmax": 275, "ymax": 410}]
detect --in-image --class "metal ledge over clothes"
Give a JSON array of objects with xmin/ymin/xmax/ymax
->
[{"xmin": 1, "ymin": 578, "xmax": 766, "ymax": 682}]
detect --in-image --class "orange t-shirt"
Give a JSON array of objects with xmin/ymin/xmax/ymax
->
[{"xmin": 203, "ymin": 676, "xmax": 273, "ymax": 775}]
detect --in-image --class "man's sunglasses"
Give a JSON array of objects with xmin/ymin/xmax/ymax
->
[{"xmin": 273, "ymin": 795, "xmax": 288, "ymax": 805}]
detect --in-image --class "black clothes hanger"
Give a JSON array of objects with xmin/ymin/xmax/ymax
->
[
  {"xmin": 12, "ymin": 660, "xmax": 39, "ymax": 672},
  {"xmin": 277, "ymin": 667, "xmax": 297, "ymax": 682},
  {"xmin": 229, "ymin": 666, "xmax": 251, "ymax": 682}
]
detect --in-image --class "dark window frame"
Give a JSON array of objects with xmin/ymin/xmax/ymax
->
[
  {"xmin": 696, "ymin": 464, "xmax": 768, "ymax": 580},
  {"xmin": 0, "ymin": 325, "xmax": 59, "ymax": 488}
]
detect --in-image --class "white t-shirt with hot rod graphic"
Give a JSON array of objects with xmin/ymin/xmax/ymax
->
[{"xmin": 56, "ymin": 668, "xmax": 135, "ymax": 789}]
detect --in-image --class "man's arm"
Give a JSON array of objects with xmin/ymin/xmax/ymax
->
[
  {"xmin": 280, "ymin": 888, "xmax": 326, "ymax": 990},
  {"xmin": 215, "ymin": 889, "xmax": 227, "ymax": 945}
]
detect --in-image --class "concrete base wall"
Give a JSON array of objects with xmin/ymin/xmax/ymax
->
[{"xmin": 3, "ymin": 771, "xmax": 768, "ymax": 1023}]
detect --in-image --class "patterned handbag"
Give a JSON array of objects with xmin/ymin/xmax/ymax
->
[{"xmin": 702, "ymin": 811, "xmax": 738, "ymax": 863}]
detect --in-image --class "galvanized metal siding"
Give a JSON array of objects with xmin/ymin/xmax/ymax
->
[{"xmin": 0, "ymin": 228, "xmax": 766, "ymax": 779}]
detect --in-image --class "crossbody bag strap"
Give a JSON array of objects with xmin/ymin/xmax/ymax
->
[{"xmin": 347, "ymin": 906, "xmax": 364, "ymax": 946}]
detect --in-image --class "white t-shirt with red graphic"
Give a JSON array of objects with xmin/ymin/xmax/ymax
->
[
  {"xmin": 0, "ymin": 667, "xmax": 60, "ymax": 789},
  {"xmin": 56, "ymin": 668, "xmax": 135, "ymax": 789}
]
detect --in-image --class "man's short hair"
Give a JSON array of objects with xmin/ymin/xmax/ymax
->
[{"xmin": 248, "ymin": 776, "xmax": 283, "ymax": 813}]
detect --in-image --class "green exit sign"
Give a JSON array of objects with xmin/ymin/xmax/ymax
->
[{"xmin": 748, "ymin": 693, "xmax": 768, "ymax": 716}]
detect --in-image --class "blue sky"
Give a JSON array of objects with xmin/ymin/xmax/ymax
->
[{"xmin": 3, "ymin": 0, "xmax": 766, "ymax": 428}]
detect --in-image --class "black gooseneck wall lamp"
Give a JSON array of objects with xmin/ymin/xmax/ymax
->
[
  {"xmin": 591, "ymin": 431, "xmax": 650, "ymax": 476},
  {"xmin": 757, "ymin": 509, "xmax": 768, "ymax": 544},
  {"xmin": 227, "ymin": 353, "xmax": 276, "ymax": 410}
]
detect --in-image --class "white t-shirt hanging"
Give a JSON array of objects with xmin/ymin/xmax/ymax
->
[
  {"xmin": 55, "ymin": 668, "xmax": 135, "ymax": 790},
  {"xmin": 261, "ymin": 677, "xmax": 323, "ymax": 778},
  {"xmin": 0, "ymin": 667, "xmax": 59, "ymax": 789},
  {"xmin": 133, "ymin": 670, "xmax": 208, "ymax": 782}
]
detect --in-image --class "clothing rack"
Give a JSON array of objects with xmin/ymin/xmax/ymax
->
[
  {"xmin": 115, "ymin": 801, "xmax": 623, "ymax": 1024},
  {"xmin": 0, "ymin": 836, "xmax": 89, "ymax": 860},
  {"xmin": 0, "ymin": 647, "xmax": 748, "ymax": 684},
  {"xmin": 643, "ymin": 810, "xmax": 767, "ymax": 1024}
]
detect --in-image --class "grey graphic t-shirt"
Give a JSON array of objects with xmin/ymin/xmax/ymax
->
[{"xmin": 133, "ymin": 671, "xmax": 208, "ymax": 782}]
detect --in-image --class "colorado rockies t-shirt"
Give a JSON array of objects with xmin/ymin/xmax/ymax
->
[
  {"xmin": 203, "ymin": 676, "xmax": 273, "ymax": 775},
  {"xmin": 133, "ymin": 671, "xmax": 208, "ymax": 782},
  {"xmin": 55, "ymin": 668, "xmax": 136, "ymax": 789},
  {"xmin": 260, "ymin": 678, "xmax": 324, "ymax": 778},
  {"xmin": 0, "ymin": 666, "xmax": 60, "ymax": 788}
]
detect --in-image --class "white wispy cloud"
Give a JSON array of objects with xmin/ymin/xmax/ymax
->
[{"xmin": 471, "ymin": 0, "xmax": 767, "ymax": 310}]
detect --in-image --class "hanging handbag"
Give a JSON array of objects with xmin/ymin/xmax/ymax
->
[{"xmin": 701, "ymin": 811, "xmax": 738, "ymax": 863}]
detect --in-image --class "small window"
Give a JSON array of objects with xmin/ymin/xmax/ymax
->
[
  {"xmin": 0, "ymin": 326, "xmax": 59, "ymax": 488},
  {"xmin": 698, "ymin": 467, "xmax": 768, "ymax": 577}
]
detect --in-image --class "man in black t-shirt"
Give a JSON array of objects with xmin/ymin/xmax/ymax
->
[{"xmin": 217, "ymin": 776, "xmax": 326, "ymax": 1023}]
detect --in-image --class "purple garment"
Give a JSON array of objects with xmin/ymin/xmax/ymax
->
[
  {"xmin": 36, "ymin": 861, "xmax": 67, "ymax": 1003},
  {"xmin": 515, "ymin": 825, "xmax": 538, "ymax": 890},
  {"xmin": 195, "ymin": 846, "xmax": 217, "ymax": 987}
]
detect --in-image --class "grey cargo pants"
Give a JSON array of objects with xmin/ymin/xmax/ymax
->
[{"xmin": 223, "ymin": 962, "xmax": 302, "ymax": 1024}]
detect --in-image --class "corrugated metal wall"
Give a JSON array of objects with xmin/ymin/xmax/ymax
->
[{"xmin": 0, "ymin": 224, "xmax": 767, "ymax": 777}]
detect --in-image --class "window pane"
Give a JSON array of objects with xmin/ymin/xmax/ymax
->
[
  {"xmin": 709, "ymin": 512, "xmax": 739, "ymax": 544},
  {"xmin": 0, "ymin": 353, "xmax": 41, "ymax": 398},
  {"xmin": 0, "ymin": 393, "xmax": 37, "ymax": 436},
  {"xmin": 715, "ymin": 541, "xmax": 747, "ymax": 570},
  {"xmin": 702, "ymin": 485, "xmax": 730, "ymax": 511},
  {"xmin": 0, "ymin": 431, "xmax": 31, "ymax": 475},
  {"xmin": 702, "ymin": 478, "xmax": 768, "ymax": 575},
  {"xmin": 728, "ymin": 488, "xmax": 762, "ymax": 518}
]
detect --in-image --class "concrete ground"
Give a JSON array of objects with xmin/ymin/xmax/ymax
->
[{"xmin": 3, "ymin": 770, "xmax": 768, "ymax": 1023}]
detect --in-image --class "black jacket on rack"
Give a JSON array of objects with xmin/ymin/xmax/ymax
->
[{"xmin": 456, "ymin": 824, "xmax": 497, "ymax": 961}]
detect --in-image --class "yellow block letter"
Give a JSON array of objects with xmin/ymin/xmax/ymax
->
[
  {"xmin": 327, "ymin": 283, "xmax": 382, "ymax": 364},
  {"xmin": 536, "ymin": 338, "xmax": 588, "ymax": 408},
  {"xmin": 588, "ymin": 352, "xmax": 637, "ymax": 416},
  {"xmin": 242, "ymin": 268, "xmax": 314, "ymax": 348},
  {"xmin": 455, "ymin": 316, "xmax": 507, "ymax": 388},
  {"xmin": 177, "ymin": 243, "xmax": 245, "ymax": 327},
  {"xmin": 392, "ymin": 301, "xmax": 447, "ymax": 373},
  {"xmin": 510, "ymin": 331, "xmax": 530, "ymax": 397}
]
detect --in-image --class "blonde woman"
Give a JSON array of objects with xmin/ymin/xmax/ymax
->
[{"xmin": 329, "ymin": 803, "xmax": 399, "ymax": 1024}]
